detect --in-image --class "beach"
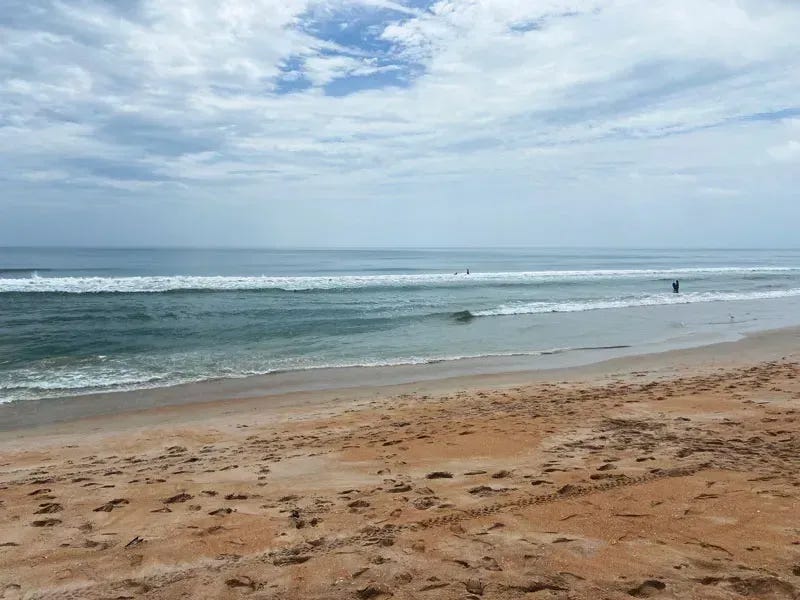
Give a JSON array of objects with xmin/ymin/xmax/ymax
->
[
  {"xmin": 5, "ymin": 0, "xmax": 800, "ymax": 596},
  {"xmin": 1, "ymin": 327, "xmax": 799, "ymax": 599}
]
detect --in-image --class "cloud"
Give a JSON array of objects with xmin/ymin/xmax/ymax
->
[
  {"xmin": 1, "ymin": 0, "xmax": 799, "ymax": 246},
  {"xmin": 769, "ymin": 140, "xmax": 800, "ymax": 162},
  {"xmin": 767, "ymin": 120, "xmax": 800, "ymax": 162}
]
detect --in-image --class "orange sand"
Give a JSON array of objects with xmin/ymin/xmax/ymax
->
[{"xmin": 1, "ymin": 331, "xmax": 799, "ymax": 599}]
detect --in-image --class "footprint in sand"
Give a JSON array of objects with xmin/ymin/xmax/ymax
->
[
  {"xmin": 627, "ymin": 580, "xmax": 666, "ymax": 597},
  {"xmin": 468, "ymin": 486, "xmax": 510, "ymax": 497},
  {"xmin": 464, "ymin": 579, "xmax": 486, "ymax": 595},
  {"xmin": 225, "ymin": 576, "xmax": 257, "ymax": 590},
  {"xmin": 480, "ymin": 556, "xmax": 502, "ymax": 571},
  {"xmin": 412, "ymin": 497, "xmax": 437, "ymax": 510},
  {"xmin": 387, "ymin": 484, "xmax": 412, "ymax": 493},
  {"xmin": 31, "ymin": 519, "xmax": 61, "ymax": 527},
  {"xmin": 93, "ymin": 499, "xmax": 129, "ymax": 512},
  {"xmin": 695, "ymin": 576, "xmax": 796, "ymax": 598},
  {"xmin": 356, "ymin": 584, "xmax": 391, "ymax": 599},
  {"xmin": 162, "ymin": 493, "xmax": 193, "ymax": 504}
]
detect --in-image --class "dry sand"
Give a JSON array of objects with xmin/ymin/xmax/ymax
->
[{"xmin": 1, "ymin": 329, "xmax": 799, "ymax": 599}]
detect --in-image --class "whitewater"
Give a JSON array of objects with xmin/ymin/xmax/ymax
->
[
  {"xmin": 1, "ymin": 266, "xmax": 798, "ymax": 293},
  {"xmin": 3, "ymin": 247, "xmax": 800, "ymax": 403}
]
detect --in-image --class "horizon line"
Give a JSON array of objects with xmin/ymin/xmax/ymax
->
[{"xmin": 3, "ymin": 245, "xmax": 800, "ymax": 252}]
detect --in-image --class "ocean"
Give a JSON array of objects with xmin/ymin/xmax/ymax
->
[{"xmin": 2, "ymin": 247, "xmax": 800, "ymax": 404}]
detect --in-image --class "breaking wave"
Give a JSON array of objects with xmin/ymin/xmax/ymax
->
[
  {"xmin": 467, "ymin": 288, "xmax": 800, "ymax": 317},
  {"xmin": 1, "ymin": 266, "xmax": 798, "ymax": 293}
]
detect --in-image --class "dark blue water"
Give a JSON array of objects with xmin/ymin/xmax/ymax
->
[{"xmin": 2, "ymin": 247, "xmax": 800, "ymax": 402}]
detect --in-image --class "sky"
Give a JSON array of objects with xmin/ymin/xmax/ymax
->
[{"xmin": 1, "ymin": 0, "xmax": 799, "ymax": 248}]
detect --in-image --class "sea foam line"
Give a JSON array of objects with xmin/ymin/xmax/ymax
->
[
  {"xmin": 470, "ymin": 288, "xmax": 800, "ymax": 317},
  {"xmin": 0, "ymin": 266, "xmax": 798, "ymax": 293},
  {"xmin": 0, "ymin": 347, "xmax": 623, "ymax": 403}
]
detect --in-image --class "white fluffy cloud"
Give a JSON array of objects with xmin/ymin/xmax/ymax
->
[{"xmin": 1, "ymin": 0, "xmax": 799, "ymax": 246}]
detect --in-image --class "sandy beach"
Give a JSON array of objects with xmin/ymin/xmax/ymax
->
[
  {"xmin": 1, "ymin": 328, "xmax": 799, "ymax": 599},
  {"xmin": 6, "ymin": 1, "xmax": 800, "ymax": 596}
]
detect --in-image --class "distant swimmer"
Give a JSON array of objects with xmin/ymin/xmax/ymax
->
[
  {"xmin": 466, "ymin": 268, "xmax": 470, "ymax": 275},
  {"xmin": 672, "ymin": 280, "xmax": 680, "ymax": 294}
]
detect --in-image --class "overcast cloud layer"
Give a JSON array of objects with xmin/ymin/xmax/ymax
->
[{"xmin": 1, "ymin": 0, "xmax": 799, "ymax": 247}]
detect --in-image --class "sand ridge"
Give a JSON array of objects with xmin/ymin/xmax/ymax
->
[{"xmin": 1, "ymin": 360, "xmax": 799, "ymax": 599}]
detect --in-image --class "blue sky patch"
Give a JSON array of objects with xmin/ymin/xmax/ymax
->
[
  {"xmin": 272, "ymin": 4, "xmax": 427, "ymax": 96},
  {"xmin": 510, "ymin": 11, "xmax": 581, "ymax": 34},
  {"xmin": 323, "ymin": 64, "xmax": 422, "ymax": 97},
  {"xmin": 298, "ymin": 4, "xmax": 402, "ymax": 55},
  {"xmin": 273, "ymin": 55, "xmax": 314, "ymax": 95}
]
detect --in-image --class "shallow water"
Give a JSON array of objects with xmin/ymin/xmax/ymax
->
[{"xmin": 2, "ymin": 247, "xmax": 800, "ymax": 402}]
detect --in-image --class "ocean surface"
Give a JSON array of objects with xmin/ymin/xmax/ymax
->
[{"xmin": 2, "ymin": 247, "xmax": 800, "ymax": 404}]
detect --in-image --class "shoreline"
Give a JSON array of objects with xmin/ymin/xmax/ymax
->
[
  {"xmin": 1, "ymin": 324, "xmax": 798, "ymax": 599},
  {"xmin": 2, "ymin": 324, "xmax": 798, "ymax": 437}
]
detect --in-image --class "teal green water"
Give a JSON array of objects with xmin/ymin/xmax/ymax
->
[{"xmin": 2, "ymin": 247, "xmax": 800, "ymax": 402}]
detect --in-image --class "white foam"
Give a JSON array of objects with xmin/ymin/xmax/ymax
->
[
  {"xmin": 473, "ymin": 288, "xmax": 800, "ymax": 316},
  {"xmin": 0, "ymin": 350, "xmax": 562, "ymax": 403},
  {"xmin": 0, "ymin": 266, "xmax": 797, "ymax": 293}
]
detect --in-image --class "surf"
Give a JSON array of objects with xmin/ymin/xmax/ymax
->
[
  {"xmin": 468, "ymin": 288, "xmax": 800, "ymax": 317},
  {"xmin": 1, "ymin": 266, "xmax": 798, "ymax": 294}
]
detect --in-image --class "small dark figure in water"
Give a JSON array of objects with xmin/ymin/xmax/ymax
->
[
  {"xmin": 672, "ymin": 280, "xmax": 680, "ymax": 293},
  {"xmin": 466, "ymin": 268, "xmax": 470, "ymax": 275}
]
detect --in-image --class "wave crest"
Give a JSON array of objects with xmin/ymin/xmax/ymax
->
[
  {"xmin": 471, "ymin": 288, "xmax": 800, "ymax": 317},
  {"xmin": 1, "ymin": 266, "xmax": 798, "ymax": 293}
]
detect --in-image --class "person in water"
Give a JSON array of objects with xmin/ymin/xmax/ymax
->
[
  {"xmin": 466, "ymin": 268, "xmax": 470, "ymax": 275},
  {"xmin": 672, "ymin": 280, "xmax": 680, "ymax": 293}
]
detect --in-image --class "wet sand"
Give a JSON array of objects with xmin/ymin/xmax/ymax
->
[{"xmin": 1, "ymin": 328, "xmax": 799, "ymax": 599}]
